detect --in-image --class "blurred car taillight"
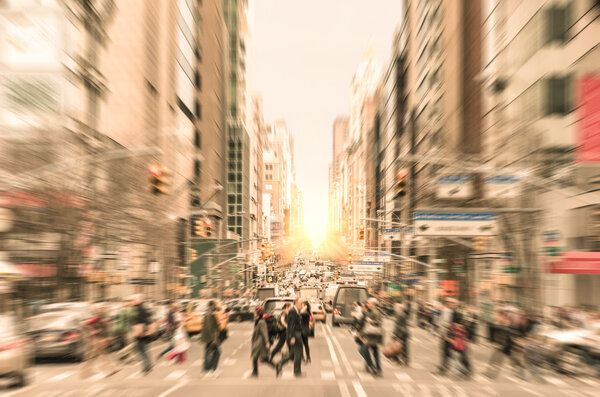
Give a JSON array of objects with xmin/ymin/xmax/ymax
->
[
  {"xmin": 61, "ymin": 331, "xmax": 81, "ymax": 342},
  {"xmin": 0, "ymin": 339, "xmax": 28, "ymax": 351}
]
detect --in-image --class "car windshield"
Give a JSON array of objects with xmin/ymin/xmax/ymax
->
[
  {"xmin": 29, "ymin": 313, "xmax": 80, "ymax": 330},
  {"xmin": 193, "ymin": 301, "xmax": 208, "ymax": 314},
  {"xmin": 334, "ymin": 287, "xmax": 368, "ymax": 317},
  {"xmin": 264, "ymin": 300, "xmax": 293, "ymax": 313}
]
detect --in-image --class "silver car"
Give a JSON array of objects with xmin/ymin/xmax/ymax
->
[{"xmin": 0, "ymin": 315, "xmax": 33, "ymax": 387}]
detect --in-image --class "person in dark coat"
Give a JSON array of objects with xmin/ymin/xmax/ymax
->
[
  {"xmin": 393, "ymin": 303, "xmax": 410, "ymax": 365},
  {"xmin": 251, "ymin": 306, "xmax": 282, "ymax": 377},
  {"xmin": 269, "ymin": 302, "xmax": 290, "ymax": 361},
  {"xmin": 359, "ymin": 298, "xmax": 383, "ymax": 376},
  {"xmin": 201, "ymin": 300, "xmax": 220, "ymax": 372},
  {"xmin": 280, "ymin": 297, "xmax": 304, "ymax": 377},
  {"xmin": 300, "ymin": 300, "xmax": 312, "ymax": 363}
]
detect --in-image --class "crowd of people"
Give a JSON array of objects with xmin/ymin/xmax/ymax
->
[{"xmin": 75, "ymin": 293, "xmax": 599, "ymax": 381}]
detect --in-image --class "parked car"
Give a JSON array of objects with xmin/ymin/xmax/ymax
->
[
  {"xmin": 332, "ymin": 285, "xmax": 368, "ymax": 327},
  {"xmin": 0, "ymin": 315, "xmax": 33, "ymax": 387},
  {"xmin": 27, "ymin": 311, "xmax": 87, "ymax": 362},
  {"xmin": 228, "ymin": 300, "xmax": 253, "ymax": 322}
]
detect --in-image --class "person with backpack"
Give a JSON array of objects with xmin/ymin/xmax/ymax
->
[
  {"xmin": 269, "ymin": 302, "xmax": 290, "ymax": 362},
  {"xmin": 251, "ymin": 306, "xmax": 282, "ymax": 377}
]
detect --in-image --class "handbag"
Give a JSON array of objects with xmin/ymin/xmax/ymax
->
[
  {"xmin": 382, "ymin": 340, "xmax": 403, "ymax": 358},
  {"xmin": 362, "ymin": 322, "xmax": 382, "ymax": 338}
]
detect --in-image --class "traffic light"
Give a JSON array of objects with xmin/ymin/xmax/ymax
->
[
  {"xmin": 474, "ymin": 236, "xmax": 493, "ymax": 252},
  {"xmin": 148, "ymin": 163, "xmax": 171, "ymax": 195},
  {"xmin": 348, "ymin": 253, "xmax": 353, "ymax": 263},
  {"xmin": 188, "ymin": 248, "xmax": 198, "ymax": 262},
  {"xmin": 205, "ymin": 218, "xmax": 213, "ymax": 238},
  {"xmin": 192, "ymin": 217, "xmax": 205, "ymax": 237},
  {"xmin": 359, "ymin": 224, "xmax": 365, "ymax": 240},
  {"xmin": 394, "ymin": 169, "xmax": 408, "ymax": 198}
]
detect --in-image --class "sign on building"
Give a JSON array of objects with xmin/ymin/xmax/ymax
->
[
  {"xmin": 382, "ymin": 228, "xmax": 401, "ymax": 241},
  {"xmin": 436, "ymin": 175, "xmax": 473, "ymax": 199},
  {"xmin": 414, "ymin": 212, "xmax": 498, "ymax": 236},
  {"xmin": 348, "ymin": 261, "xmax": 384, "ymax": 273},
  {"xmin": 484, "ymin": 175, "xmax": 521, "ymax": 199}
]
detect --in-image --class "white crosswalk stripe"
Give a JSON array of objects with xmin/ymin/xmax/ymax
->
[
  {"xmin": 579, "ymin": 377, "xmax": 599, "ymax": 387},
  {"xmin": 395, "ymin": 372, "xmax": 412, "ymax": 382},
  {"xmin": 282, "ymin": 370, "xmax": 294, "ymax": 379},
  {"xmin": 165, "ymin": 369, "xmax": 185, "ymax": 380},
  {"xmin": 242, "ymin": 369, "xmax": 252, "ymax": 379},
  {"xmin": 321, "ymin": 370, "xmax": 335, "ymax": 380},
  {"xmin": 474, "ymin": 373, "xmax": 491, "ymax": 384},
  {"xmin": 49, "ymin": 371, "xmax": 74, "ymax": 382},
  {"xmin": 545, "ymin": 376, "xmax": 568, "ymax": 387},
  {"xmin": 393, "ymin": 383, "xmax": 414, "ymax": 397},
  {"xmin": 222, "ymin": 358, "xmax": 237, "ymax": 366}
]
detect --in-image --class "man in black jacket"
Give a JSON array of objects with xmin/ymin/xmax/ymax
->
[{"xmin": 282, "ymin": 297, "xmax": 304, "ymax": 376}]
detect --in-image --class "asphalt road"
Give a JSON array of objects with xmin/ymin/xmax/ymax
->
[{"xmin": 1, "ymin": 317, "xmax": 598, "ymax": 397}]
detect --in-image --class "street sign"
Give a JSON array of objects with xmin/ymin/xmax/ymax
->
[
  {"xmin": 383, "ymin": 228, "xmax": 401, "ymax": 241},
  {"xmin": 436, "ymin": 175, "xmax": 473, "ymax": 199},
  {"xmin": 414, "ymin": 212, "xmax": 498, "ymax": 236},
  {"xmin": 348, "ymin": 261, "xmax": 383, "ymax": 273},
  {"xmin": 484, "ymin": 175, "xmax": 521, "ymax": 199}
]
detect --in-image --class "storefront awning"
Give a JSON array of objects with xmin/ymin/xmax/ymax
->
[{"xmin": 549, "ymin": 251, "xmax": 600, "ymax": 274}]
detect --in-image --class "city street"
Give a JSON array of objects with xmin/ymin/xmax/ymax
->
[{"xmin": 3, "ymin": 319, "xmax": 598, "ymax": 397}]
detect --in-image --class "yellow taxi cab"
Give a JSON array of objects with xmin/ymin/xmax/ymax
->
[
  {"xmin": 184, "ymin": 299, "xmax": 229, "ymax": 336},
  {"xmin": 311, "ymin": 302, "xmax": 326, "ymax": 323}
]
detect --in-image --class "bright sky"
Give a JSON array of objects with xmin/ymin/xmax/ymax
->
[{"xmin": 254, "ymin": 0, "xmax": 404, "ymax": 243}]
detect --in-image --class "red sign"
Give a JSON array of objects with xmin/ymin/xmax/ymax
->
[
  {"xmin": 549, "ymin": 251, "xmax": 600, "ymax": 274},
  {"xmin": 577, "ymin": 75, "xmax": 600, "ymax": 162}
]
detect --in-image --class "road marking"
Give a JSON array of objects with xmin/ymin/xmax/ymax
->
[
  {"xmin": 125, "ymin": 371, "xmax": 142, "ymax": 379},
  {"xmin": 242, "ymin": 370, "xmax": 252, "ymax": 379},
  {"xmin": 327, "ymin": 325, "xmax": 355, "ymax": 376},
  {"xmin": 282, "ymin": 370, "xmax": 294, "ymax": 379},
  {"xmin": 412, "ymin": 363, "xmax": 424, "ymax": 370},
  {"xmin": 324, "ymin": 328, "xmax": 343, "ymax": 376},
  {"xmin": 474, "ymin": 374, "xmax": 491, "ymax": 384},
  {"xmin": 483, "ymin": 386, "xmax": 499, "ymax": 396},
  {"xmin": 579, "ymin": 377, "xmax": 599, "ymax": 387},
  {"xmin": 519, "ymin": 386, "xmax": 544, "ymax": 397},
  {"xmin": 158, "ymin": 379, "xmax": 188, "ymax": 397},
  {"xmin": 321, "ymin": 360, "xmax": 332, "ymax": 367},
  {"xmin": 430, "ymin": 373, "xmax": 451, "ymax": 383},
  {"xmin": 545, "ymin": 376, "xmax": 568, "ymax": 387},
  {"xmin": 338, "ymin": 381, "xmax": 351, "ymax": 397},
  {"xmin": 89, "ymin": 373, "xmax": 104, "ymax": 381},
  {"xmin": 352, "ymin": 380, "xmax": 367, "ymax": 397},
  {"xmin": 192, "ymin": 359, "xmax": 204, "ymax": 367},
  {"xmin": 321, "ymin": 370, "xmax": 335, "ymax": 380},
  {"xmin": 418, "ymin": 384, "xmax": 432, "ymax": 397},
  {"xmin": 166, "ymin": 369, "xmax": 185, "ymax": 380},
  {"xmin": 49, "ymin": 371, "xmax": 73, "ymax": 382},
  {"xmin": 222, "ymin": 358, "xmax": 237, "ymax": 366},
  {"xmin": 451, "ymin": 385, "xmax": 468, "ymax": 397},
  {"xmin": 395, "ymin": 372, "xmax": 412, "ymax": 382},
  {"xmin": 393, "ymin": 383, "xmax": 414, "ymax": 397}
]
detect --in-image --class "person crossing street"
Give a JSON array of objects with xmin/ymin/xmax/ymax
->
[
  {"xmin": 251, "ymin": 306, "xmax": 282, "ymax": 377},
  {"xmin": 280, "ymin": 297, "xmax": 304, "ymax": 377},
  {"xmin": 201, "ymin": 300, "xmax": 221, "ymax": 372}
]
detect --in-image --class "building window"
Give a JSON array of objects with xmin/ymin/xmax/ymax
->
[
  {"xmin": 195, "ymin": 101, "xmax": 202, "ymax": 119},
  {"xmin": 545, "ymin": 76, "xmax": 572, "ymax": 115},
  {"xmin": 265, "ymin": 184, "xmax": 272, "ymax": 191},
  {"xmin": 194, "ymin": 130, "xmax": 201, "ymax": 148},
  {"xmin": 545, "ymin": 5, "xmax": 570, "ymax": 44},
  {"xmin": 194, "ymin": 159, "xmax": 201, "ymax": 182}
]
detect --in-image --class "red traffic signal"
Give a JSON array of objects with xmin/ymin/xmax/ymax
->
[
  {"xmin": 395, "ymin": 169, "xmax": 408, "ymax": 198},
  {"xmin": 148, "ymin": 164, "xmax": 171, "ymax": 195},
  {"xmin": 359, "ymin": 224, "xmax": 365, "ymax": 240}
]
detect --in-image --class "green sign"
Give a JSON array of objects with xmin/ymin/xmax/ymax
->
[
  {"xmin": 502, "ymin": 265, "xmax": 520, "ymax": 274},
  {"xmin": 543, "ymin": 246, "xmax": 563, "ymax": 256}
]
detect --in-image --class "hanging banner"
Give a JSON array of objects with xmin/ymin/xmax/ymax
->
[
  {"xmin": 414, "ymin": 212, "xmax": 498, "ymax": 236},
  {"xmin": 484, "ymin": 175, "xmax": 522, "ymax": 198}
]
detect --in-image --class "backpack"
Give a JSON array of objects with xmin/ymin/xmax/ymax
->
[{"xmin": 265, "ymin": 314, "xmax": 284, "ymax": 336}]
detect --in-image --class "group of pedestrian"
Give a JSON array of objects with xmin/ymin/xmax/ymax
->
[{"xmin": 251, "ymin": 297, "xmax": 312, "ymax": 377}]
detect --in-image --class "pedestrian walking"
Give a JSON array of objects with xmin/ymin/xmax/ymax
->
[
  {"xmin": 157, "ymin": 301, "xmax": 178, "ymax": 360},
  {"xmin": 166, "ymin": 311, "xmax": 189, "ymax": 364},
  {"xmin": 280, "ymin": 297, "xmax": 304, "ymax": 377},
  {"xmin": 269, "ymin": 302, "xmax": 289, "ymax": 361},
  {"xmin": 112, "ymin": 300, "xmax": 133, "ymax": 351},
  {"xmin": 392, "ymin": 302, "xmax": 410, "ymax": 366},
  {"xmin": 131, "ymin": 294, "xmax": 153, "ymax": 375},
  {"xmin": 483, "ymin": 309, "xmax": 523, "ymax": 379},
  {"xmin": 201, "ymin": 300, "xmax": 221, "ymax": 372},
  {"xmin": 251, "ymin": 306, "xmax": 282, "ymax": 377},
  {"xmin": 449, "ymin": 319, "xmax": 472, "ymax": 378},
  {"xmin": 300, "ymin": 300, "xmax": 311, "ymax": 363},
  {"xmin": 80, "ymin": 304, "xmax": 120, "ymax": 379},
  {"xmin": 436, "ymin": 298, "xmax": 457, "ymax": 374},
  {"xmin": 359, "ymin": 297, "xmax": 383, "ymax": 376}
]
